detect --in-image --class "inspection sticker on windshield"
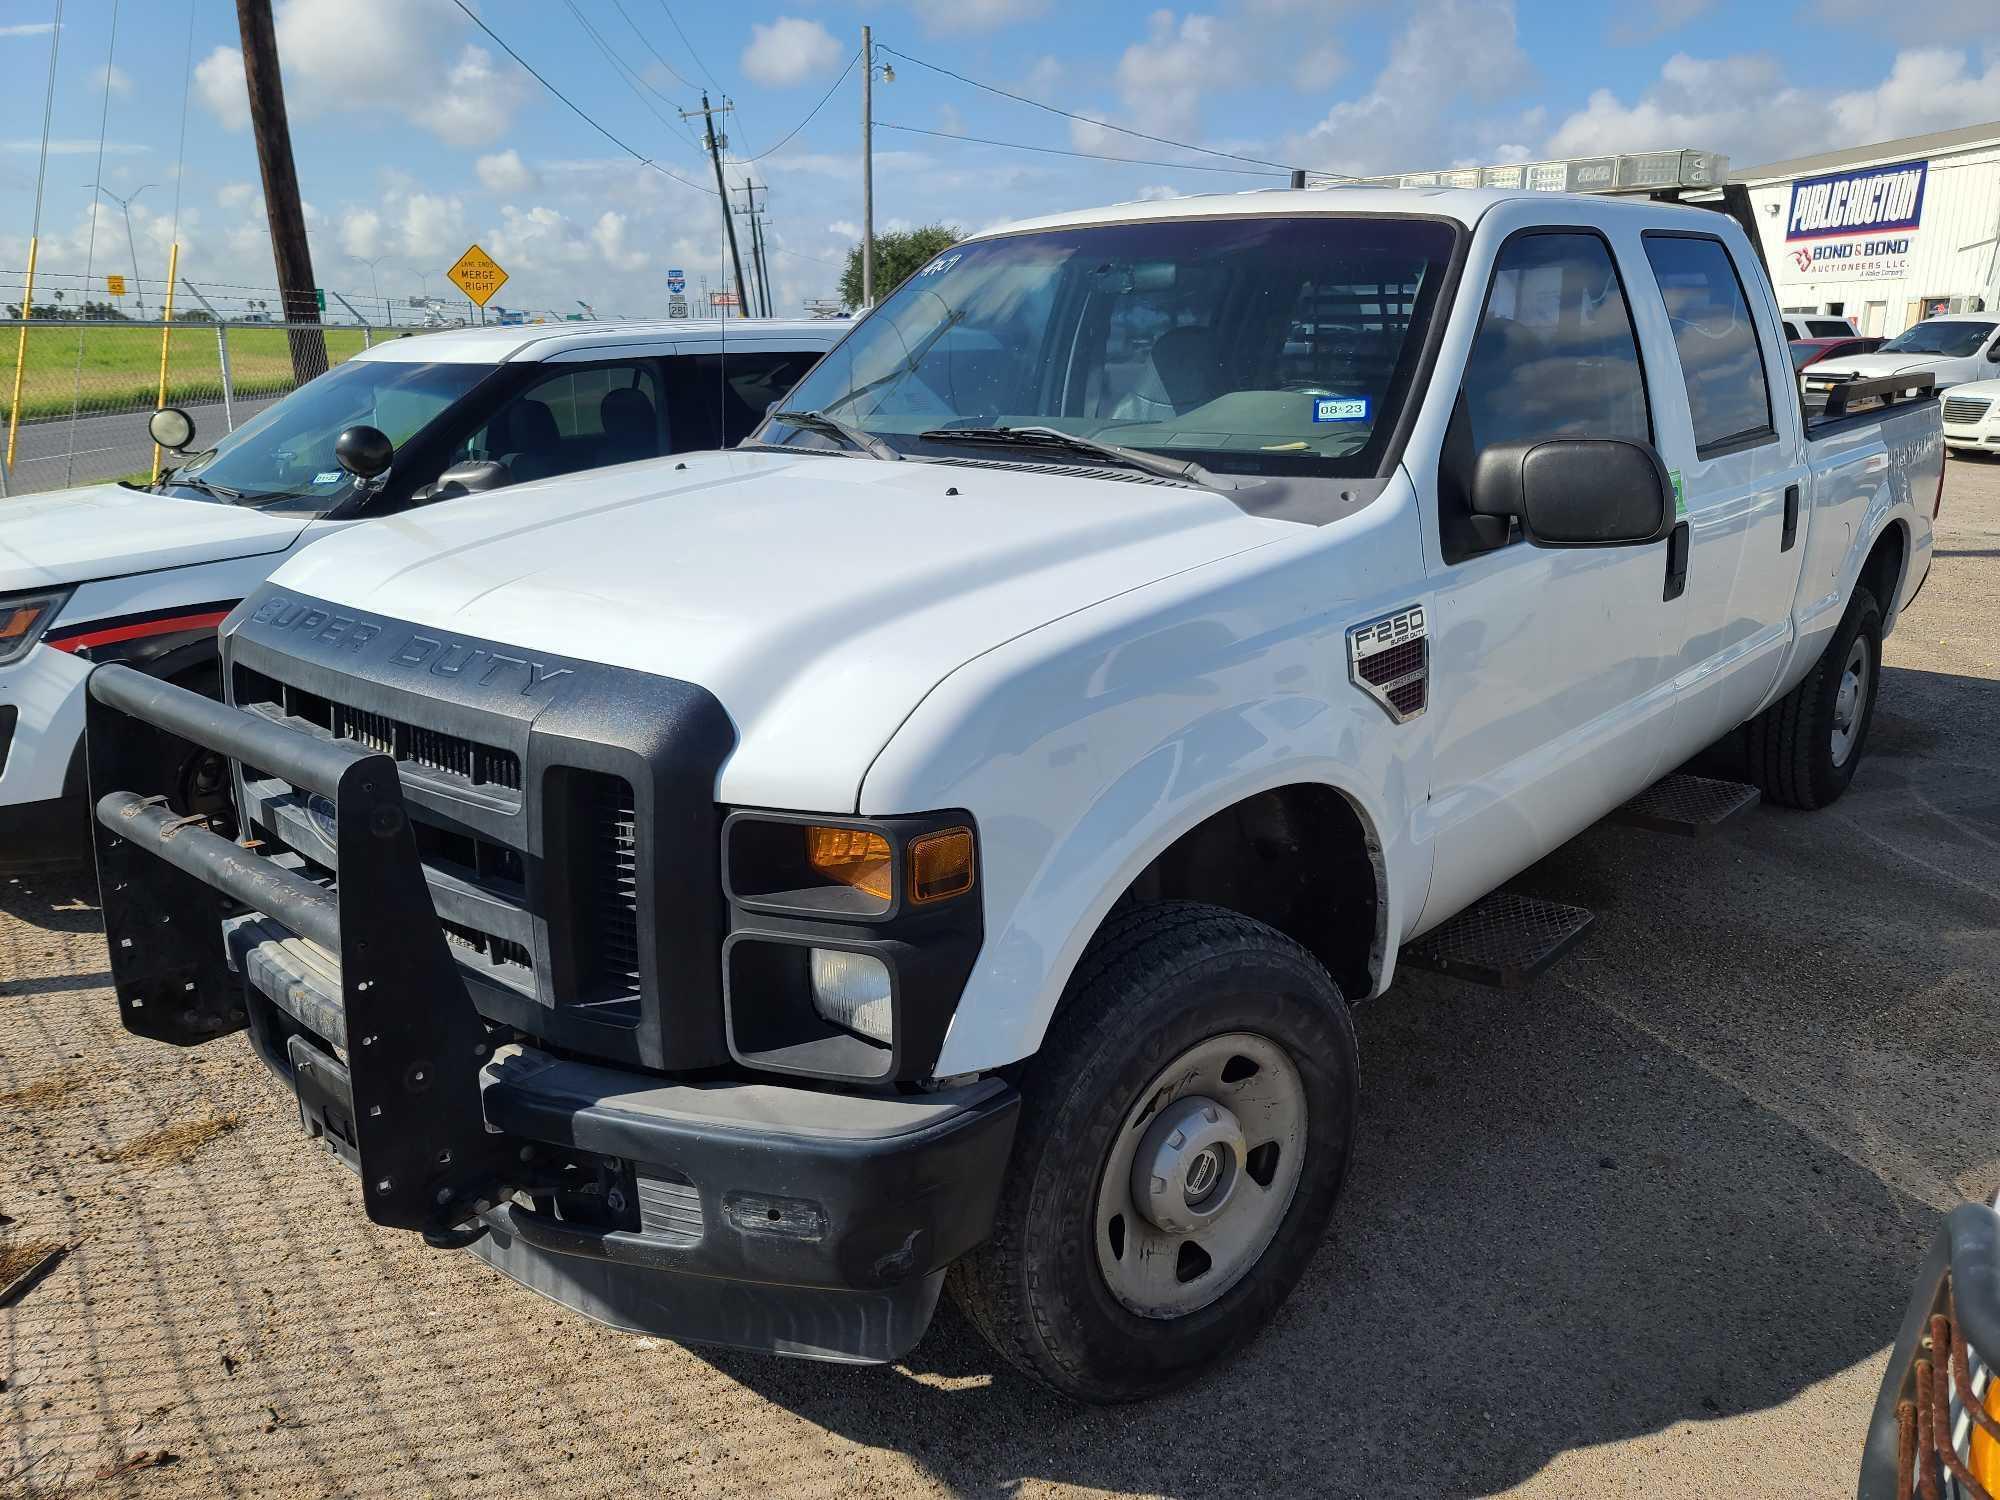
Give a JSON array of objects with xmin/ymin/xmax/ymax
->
[
  {"xmin": 1312, "ymin": 397, "xmax": 1369, "ymax": 422},
  {"xmin": 313, "ymin": 471, "xmax": 342, "ymax": 485}
]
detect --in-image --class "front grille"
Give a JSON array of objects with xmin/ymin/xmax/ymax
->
[
  {"xmin": 1943, "ymin": 396, "xmax": 1991, "ymax": 425},
  {"xmin": 579, "ymin": 771, "xmax": 642, "ymax": 1006},
  {"xmin": 235, "ymin": 667, "xmax": 521, "ymax": 793}
]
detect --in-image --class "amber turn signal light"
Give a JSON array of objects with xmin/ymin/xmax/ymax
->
[
  {"xmin": 805, "ymin": 826, "xmax": 893, "ymax": 903},
  {"xmin": 908, "ymin": 827, "xmax": 975, "ymax": 905}
]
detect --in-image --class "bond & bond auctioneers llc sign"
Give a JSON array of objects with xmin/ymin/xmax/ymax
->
[{"xmin": 1778, "ymin": 158, "xmax": 1927, "ymax": 285}]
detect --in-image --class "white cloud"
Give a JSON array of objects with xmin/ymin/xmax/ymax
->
[
  {"xmin": 97, "ymin": 63, "xmax": 132, "ymax": 96},
  {"xmin": 193, "ymin": 0, "xmax": 528, "ymax": 147},
  {"xmin": 1541, "ymin": 46, "xmax": 2000, "ymax": 170},
  {"xmin": 1291, "ymin": 44, "xmax": 1346, "ymax": 92},
  {"xmin": 0, "ymin": 22, "xmax": 58, "ymax": 36},
  {"xmin": 217, "ymin": 180, "xmax": 257, "ymax": 210},
  {"xmin": 592, "ymin": 211, "xmax": 648, "ymax": 272},
  {"xmin": 1114, "ymin": 11, "xmax": 1240, "ymax": 138},
  {"xmin": 195, "ymin": 46, "xmax": 250, "ymax": 131},
  {"xmin": 1023, "ymin": 56, "xmax": 1064, "ymax": 100},
  {"xmin": 898, "ymin": 0, "xmax": 1048, "ymax": 32},
  {"xmin": 1290, "ymin": 0, "xmax": 1532, "ymax": 176},
  {"xmin": 476, "ymin": 147, "xmax": 539, "ymax": 194},
  {"xmin": 1134, "ymin": 184, "xmax": 1183, "ymax": 201},
  {"xmin": 1607, "ymin": 0, "xmax": 1714, "ymax": 44},
  {"xmin": 397, "ymin": 192, "xmax": 465, "ymax": 260},
  {"xmin": 741, "ymin": 17, "xmax": 842, "ymax": 87},
  {"xmin": 826, "ymin": 219, "xmax": 860, "ymax": 239},
  {"xmin": 339, "ymin": 209, "xmax": 383, "ymax": 259},
  {"xmin": 0, "ymin": 138, "xmax": 150, "ymax": 155}
]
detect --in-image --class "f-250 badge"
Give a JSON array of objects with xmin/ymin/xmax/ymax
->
[{"xmin": 1347, "ymin": 605, "xmax": 1428, "ymax": 723}]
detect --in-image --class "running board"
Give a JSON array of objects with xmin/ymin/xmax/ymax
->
[
  {"xmin": 1398, "ymin": 892, "xmax": 1596, "ymax": 990},
  {"xmin": 1611, "ymin": 772, "xmax": 1761, "ymax": 839}
]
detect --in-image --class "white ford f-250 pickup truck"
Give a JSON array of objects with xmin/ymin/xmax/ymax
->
[
  {"xmin": 84, "ymin": 186, "xmax": 1942, "ymax": 1403},
  {"xmin": 0, "ymin": 318, "xmax": 839, "ymax": 867}
]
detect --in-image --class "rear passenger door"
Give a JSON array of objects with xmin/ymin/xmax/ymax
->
[
  {"xmin": 1635, "ymin": 232, "xmax": 1805, "ymax": 748},
  {"xmin": 1419, "ymin": 226, "xmax": 1686, "ymax": 929}
]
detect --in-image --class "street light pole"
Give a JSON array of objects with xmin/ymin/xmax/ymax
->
[
  {"xmin": 88, "ymin": 182, "xmax": 156, "ymax": 318},
  {"xmin": 347, "ymin": 253, "xmax": 392, "ymax": 325}
]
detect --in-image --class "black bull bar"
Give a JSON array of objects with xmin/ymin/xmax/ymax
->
[{"xmin": 86, "ymin": 661, "xmax": 511, "ymax": 1237}]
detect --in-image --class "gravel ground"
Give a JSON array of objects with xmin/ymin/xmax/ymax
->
[{"xmin": 4, "ymin": 457, "xmax": 1997, "ymax": 1500}]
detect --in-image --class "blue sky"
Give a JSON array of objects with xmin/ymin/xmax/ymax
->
[{"xmin": 4, "ymin": 0, "xmax": 1998, "ymax": 318}]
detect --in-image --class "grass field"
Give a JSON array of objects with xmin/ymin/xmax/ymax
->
[{"xmin": 1, "ymin": 324, "xmax": 372, "ymax": 423}]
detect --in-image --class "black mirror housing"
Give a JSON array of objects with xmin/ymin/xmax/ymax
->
[
  {"xmin": 431, "ymin": 459, "xmax": 512, "ymax": 499},
  {"xmin": 1471, "ymin": 437, "xmax": 1674, "ymax": 548},
  {"xmin": 334, "ymin": 424, "xmax": 395, "ymax": 480}
]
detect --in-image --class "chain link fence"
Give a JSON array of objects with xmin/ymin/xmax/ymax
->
[{"xmin": 0, "ymin": 269, "xmax": 494, "ymax": 497}]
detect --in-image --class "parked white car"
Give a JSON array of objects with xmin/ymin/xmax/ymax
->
[
  {"xmin": 0, "ymin": 319, "xmax": 841, "ymax": 865},
  {"xmin": 1942, "ymin": 377, "xmax": 2000, "ymax": 457},
  {"xmin": 1781, "ymin": 313, "xmax": 1859, "ymax": 340},
  {"xmin": 86, "ymin": 187, "xmax": 1940, "ymax": 1403},
  {"xmin": 1804, "ymin": 313, "xmax": 2000, "ymax": 397}
]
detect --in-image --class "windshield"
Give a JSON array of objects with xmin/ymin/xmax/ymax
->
[
  {"xmin": 756, "ymin": 214, "xmax": 1460, "ymax": 478},
  {"xmin": 163, "ymin": 358, "xmax": 491, "ymax": 512},
  {"xmin": 1877, "ymin": 320, "xmax": 1996, "ymax": 357},
  {"xmin": 1789, "ymin": 343, "xmax": 1821, "ymax": 369}
]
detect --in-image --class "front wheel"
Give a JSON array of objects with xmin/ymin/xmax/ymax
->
[
  {"xmin": 1746, "ymin": 585, "xmax": 1882, "ymax": 809},
  {"xmin": 948, "ymin": 901, "xmax": 1357, "ymax": 1402}
]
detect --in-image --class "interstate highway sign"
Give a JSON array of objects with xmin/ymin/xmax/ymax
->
[{"xmin": 447, "ymin": 244, "xmax": 509, "ymax": 307}]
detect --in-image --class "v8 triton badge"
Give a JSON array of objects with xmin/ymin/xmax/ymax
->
[{"xmin": 306, "ymin": 793, "xmax": 340, "ymax": 854}]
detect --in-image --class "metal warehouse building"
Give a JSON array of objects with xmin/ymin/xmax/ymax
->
[{"xmin": 1734, "ymin": 120, "xmax": 2000, "ymax": 338}]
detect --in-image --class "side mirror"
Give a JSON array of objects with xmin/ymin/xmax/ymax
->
[
  {"xmin": 1471, "ymin": 437, "xmax": 1674, "ymax": 548},
  {"xmin": 1985, "ymin": 343, "xmax": 2000, "ymax": 362},
  {"xmin": 334, "ymin": 425, "xmax": 394, "ymax": 480},
  {"xmin": 430, "ymin": 459, "xmax": 512, "ymax": 500},
  {"xmin": 149, "ymin": 406, "xmax": 196, "ymax": 452}
]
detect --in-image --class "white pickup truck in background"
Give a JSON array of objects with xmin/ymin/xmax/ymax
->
[
  {"xmin": 0, "ymin": 319, "xmax": 840, "ymax": 867},
  {"xmin": 83, "ymin": 185, "xmax": 1941, "ymax": 1404}
]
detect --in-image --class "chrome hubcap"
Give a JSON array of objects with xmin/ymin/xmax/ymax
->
[
  {"xmin": 1096, "ymin": 1032, "xmax": 1306, "ymax": 1320},
  {"xmin": 1831, "ymin": 637, "xmax": 1870, "ymax": 767}
]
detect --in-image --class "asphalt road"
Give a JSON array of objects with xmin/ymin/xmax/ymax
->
[
  {"xmin": 3, "ymin": 396, "xmax": 278, "ymax": 496},
  {"xmin": 3, "ymin": 457, "xmax": 1997, "ymax": 1498}
]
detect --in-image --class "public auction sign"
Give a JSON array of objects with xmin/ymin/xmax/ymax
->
[{"xmin": 1778, "ymin": 158, "xmax": 1927, "ymax": 285}]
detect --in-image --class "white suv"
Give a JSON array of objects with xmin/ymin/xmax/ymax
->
[{"xmin": 0, "ymin": 319, "xmax": 842, "ymax": 864}]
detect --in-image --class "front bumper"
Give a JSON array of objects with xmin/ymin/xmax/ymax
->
[
  {"xmin": 85, "ymin": 662, "xmax": 1019, "ymax": 1364},
  {"xmin": 1857, "ymin": 1197, "xmax": 2000, "ymax": 1498}
]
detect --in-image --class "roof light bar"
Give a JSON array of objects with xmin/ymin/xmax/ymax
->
[{"xmin": 1327, "ymin": 149, "xmax": 1728, "ymax": 196}]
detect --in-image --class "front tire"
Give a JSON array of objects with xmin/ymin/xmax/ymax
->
[
  {"xmin": 948, "ymin": 901, "xmax": 1358, "ymax": 1402},
  {"xmin": 1746, "ymin": 585, "xmax": 1882, "ymax": 809}
]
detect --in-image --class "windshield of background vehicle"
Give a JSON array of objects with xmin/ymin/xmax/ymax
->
[
  {"xmin": 755, "ymin": 214, "xmax": 1461, "ymax": 478},
  {"xmin": 161, "ymin": 359, "xmax": 491, "ymax": 513},
  {"xmin": 1877, "ymin": 320, "xmax": 1996, "ymax": 357}
]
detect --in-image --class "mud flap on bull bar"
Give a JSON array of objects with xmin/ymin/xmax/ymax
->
[{"xmin": 86, "ymin": 662, "xmax": 513, "ymax": 1235}]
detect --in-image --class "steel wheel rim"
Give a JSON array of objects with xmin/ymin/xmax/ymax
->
[
  {"xmin": 1831, "ymin": 636, "xmax": 1870, "ymax": 767},
  {"xmin": 1094, "ymin": 1031, "xmax": 1307, "ymax": 1320}
]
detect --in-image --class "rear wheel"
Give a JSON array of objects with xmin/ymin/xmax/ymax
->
[
  {"xmin": 948, "ymin": 901, "xmax": 1357, "ymax": 1402},
  {"xmin": 1746, "ymin": 585, "xmax": 1882, "ymax": 809}
]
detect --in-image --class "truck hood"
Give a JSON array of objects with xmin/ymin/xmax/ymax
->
[
  {"xmin": 0, "ymin": 482, "xmax": 307, "ymax": 593},
  {"xmin": 1808, "ymin": 353, "xmax": 1962, "ymax": 383},
  {"xmin": 268, "ymin": 449, "xmax": 1294, "ymax": 810}
]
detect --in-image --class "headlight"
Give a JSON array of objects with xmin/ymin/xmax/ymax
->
[
  {"xmin": 809, "ymin": 947, "xmax": 893, "ymax": 1043},
  {"xmin": 0, "ymin": 590, "xmax": 70, "ymax": 667}
]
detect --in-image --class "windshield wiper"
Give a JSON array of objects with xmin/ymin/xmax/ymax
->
[
  {"xmin": 163, "ymin": 473, "xmax": 246, "ymax": 501},
  {"xmin": 768, "ymin": 409, "xmax": 903, "ymax": 462},
  {"xmin": 916, "ymin": 425, "xmax": 1221, "ymax": 488}
]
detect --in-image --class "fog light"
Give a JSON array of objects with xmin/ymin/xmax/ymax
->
[{"xmin": 810, "ymin": 947, "xmax": 892, "ymax": 1044}]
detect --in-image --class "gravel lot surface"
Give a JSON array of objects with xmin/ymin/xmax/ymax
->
[{"xmin": 4, "ymin": 456, "xmax": 1997, "ymax": 1499}]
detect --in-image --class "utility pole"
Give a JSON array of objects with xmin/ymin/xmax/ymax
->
[
  {"xmin": 861, "ymin": 25, "xmax": 874, "ymax": 308},
  {"xmin": 734, "ymin": 180, "xmax": 773, "ymax": 317},
  {"xmin": 684, "ymin": 93, "xmax": 749, "ymax": 317},
  {"xmin": 235, "ymin": 0, "xmax": 326, "ymax": 381}
]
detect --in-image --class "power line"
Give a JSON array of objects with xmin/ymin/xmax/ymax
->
[
  {"xmin": 737, "ymin": 48, "xmax": 859, "ymax": 162},
  {"xmin": 875, "ymin": 43, "xmax": 1329, "ymax": 177},
  {"xmin": 557, "ymin": 0, "xmax": 702, "ymax": 154},
  {"xmin": 447, "ymin": 0, "xmax": 717, "ymax": 196},
  {"xmin": 878, "ymin": 121, "xmax": 1285, "ymax": 177},
  {"xmin": 655, "ymin": 0, "xmax": 723, "ymax": 93},
  {"xmin": 607, "ymin": 0, "xmax": 695, "ymax": 91}
]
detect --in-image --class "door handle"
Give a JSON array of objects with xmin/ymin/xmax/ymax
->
[
  {"xmin": 1663, "ymin": 520, "xmax": 1690, "ymax": 602},
  {"xmin": 1781, "ymin": 484, "xmax": 1800, "ymax": 551}
]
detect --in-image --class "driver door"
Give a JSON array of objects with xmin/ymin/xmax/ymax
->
[{"xmin": 1417, "ymin": 225, "xmax": 1688, "ymax": 928}]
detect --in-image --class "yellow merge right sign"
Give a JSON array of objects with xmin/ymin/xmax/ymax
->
[{"xmin": 446, "ymin": 244, "xmax": 509, "ymax": 308}]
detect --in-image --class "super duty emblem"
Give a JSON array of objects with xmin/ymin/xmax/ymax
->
[{"xmin": 1347, "ymin": 605, "xmax": 1428, "ymax": 723}]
